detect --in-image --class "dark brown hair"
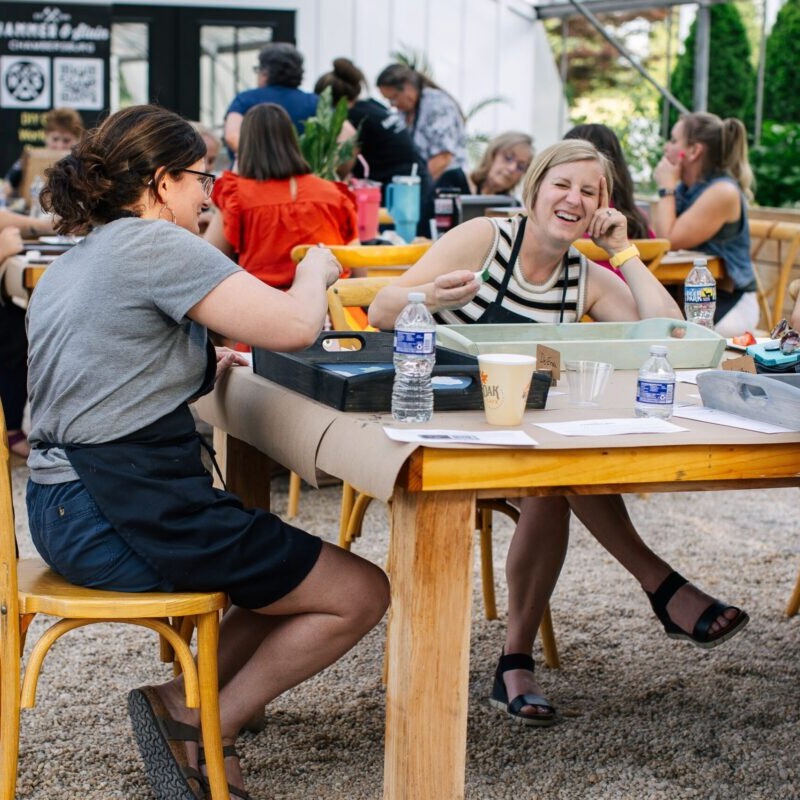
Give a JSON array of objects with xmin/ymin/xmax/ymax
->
[
  {"xmin": 564, "ymin": 123, "xmax": 650, "ymax": 239},
  {"xmin": 314, "ymin": 57, "xmax": 366, "ymax": 103},
  {"xmin": 41, "ymin": 104, "xmax": 205, "ymax": 234},
  {"xmin": 376, "ymin": 63, "xmax": 464, "ymax": 119},
  {"xmin": 257, "ymin": 42, "xmax": 304, "ymax": 88},
  {"xmin": 237, "ymin": 103, "xmax": 311, "ymax": 181}
]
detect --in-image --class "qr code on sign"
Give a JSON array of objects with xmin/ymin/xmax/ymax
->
[{"xmin": 53, "ymin": 58, "xmax": 104, "ymax": 110}]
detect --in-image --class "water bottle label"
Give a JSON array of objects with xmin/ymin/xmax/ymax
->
[
  {"xmin": 394, "ymin": 329, "xmax": 435, "ymax": 355},
  {"xmin": 684, "ymin": 284, "xmax": 716, "ymax": 304},
  {"xmin": 636, "ymin": 379, "xmax": 675, "ymax": 405}
]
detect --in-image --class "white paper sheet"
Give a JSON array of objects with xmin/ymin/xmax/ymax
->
[
  {"xmin": 383, "ymin": 427, "xmax": 539, "ymax": 446},
  {"xmin": 675, "ymin": 369, "xmax": 709, "ymax": 385},
  {"xmin": 534, "ymin": 417, "xmax": 689, "ymax": 436},
  {"xmin": 672, "ymin": 405, "xmax": 796, "ymax": 433}
]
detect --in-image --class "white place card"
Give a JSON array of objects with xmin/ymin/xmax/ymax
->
[
  {"xmin": 383, "ymin": 428, "xmax": 539, "ymax": 446},
  {"xmin": 534, "ymin": 417, "xmax": 689, "ymax": 436}
]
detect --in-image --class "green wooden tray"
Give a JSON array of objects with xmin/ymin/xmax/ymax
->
[{"xmin": 436, "ymin": 318, "xmax": 725, "ymax": 370}]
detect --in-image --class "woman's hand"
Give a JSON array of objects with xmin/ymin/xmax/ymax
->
[
  {"xmin": 214, "ymin": 346, "xmax": 249, "ymax": 382},
  {"xmin": 0, "ymin": 226, "xmax": 23, "ymax": 261},
  {"xmin": 431, "ymin": 269, "xmax": 481, "ymax": 311},
  {"xmin": 653, "ymin": 155, "xmax": 680, "ymax": 192},
  {"xmin": 296, "ymin": 245, "xmax": 343, "ymax": 288},
  {"xmin": 586, "ymin": 176, "xmax": 629, "ymax": 256}
]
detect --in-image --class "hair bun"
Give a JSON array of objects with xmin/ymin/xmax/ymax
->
[{"xmin": 332, "ymin": 57, "xmax": 363, "ymax": 87}]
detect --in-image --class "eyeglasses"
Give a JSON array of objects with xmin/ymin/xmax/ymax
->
[
  {"xmin": 182, "ymin": 168, "xmax": 215, "ymax": 196},
  {"xmin": 501, "ymin": 151, "xmax": 531, "ymax": 174}
]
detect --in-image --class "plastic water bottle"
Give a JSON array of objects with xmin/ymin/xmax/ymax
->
[
  {"xmin": 391, "ymin": 291, "xmax": 436, "ymax": 422},
  {"xmin": 684, "ymin": 257, "xmax": 716, "ymax": 328},
  {"xmin": 28, "ymin": 175, "xmax": 45, "ymax": 218},
  {"xmin": 635, "ymin": 345, "xmax": 675, "ymax": 420}
]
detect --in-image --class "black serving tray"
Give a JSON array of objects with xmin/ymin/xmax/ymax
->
[{"xmin": 253, "ymin": 331, "xmax": 551, "ymax": 413}]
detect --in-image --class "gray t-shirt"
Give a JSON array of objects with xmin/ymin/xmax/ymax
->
[{"xmin": 27, "ymin": 217, "xmax": 241, "ymax": 483}]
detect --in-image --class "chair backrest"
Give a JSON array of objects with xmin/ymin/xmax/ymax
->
[
  {"xmin": 326, "ymin": 276, "xmax": 395, "ymax": 331},
  {"xmin": 748, "ymin": 219, "xmax": 800, "ymax": 329},
  {"xmin": 0, "ymin": 403, "xmax": 21, "ymax": 649},
  {"xmin": 571, "ymin": 238, "xmax": 671, "ymax": 273},
  {"xmin": 290, "ymin": 242, "xmax": 431, "ymax": 276}
]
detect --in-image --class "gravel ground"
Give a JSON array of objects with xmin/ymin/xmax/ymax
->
[{"xmin": 9, "ymin": 460, "xmax": 800, "ymax": 800}]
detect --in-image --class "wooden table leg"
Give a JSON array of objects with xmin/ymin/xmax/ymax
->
[
  {"xmin": 213, "ymin": 430, "xmax": 272, "ymax": 511},
  {"xmin": 383, "ymin": 488, "xmax": 475, "ymax": 800}
]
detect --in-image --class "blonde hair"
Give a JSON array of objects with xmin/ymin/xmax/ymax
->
[
  {"xmin": 521, "ymin": 139, "xmax": 613, "ymax": 212},
  {"xmin": 471, "ymin": 131, "xmax": 533, "ymax": 193},
  {"xmin": 680, "ymin": 112, "xmax": 753, "ymax": 201}
]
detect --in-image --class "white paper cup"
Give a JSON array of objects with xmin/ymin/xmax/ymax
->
[
  {"xmin": 564, "ymin": 360, "xmax": 614, "ymax": 406},
  {"xmin": 478, "ymin": 353, "xmax": 537, "ymax": 425}
]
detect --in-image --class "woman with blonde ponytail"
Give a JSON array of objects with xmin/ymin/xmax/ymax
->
[{"xmin": 653, "ymin": 112, "xmax": 758, "ymax": 336}]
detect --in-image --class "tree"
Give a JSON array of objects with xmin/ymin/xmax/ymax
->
[
  {"xmin": 762, "ymin": 0, "xmax": 800, "ymax": 122},
  {"xmin": 665, "ymin": 3, "xmax": 754, "ymax": 129}
]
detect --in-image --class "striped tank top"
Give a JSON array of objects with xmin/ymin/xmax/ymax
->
[{"xmin": 433, "ymin": 215, "xmax": 588, "ymax": 325}]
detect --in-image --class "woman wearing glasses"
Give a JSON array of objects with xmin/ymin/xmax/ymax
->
[
  {"xmin": 26, "ymin": 104, "xmax": 389, "ymax": 800},
  {"xmin": 205, "ymin": 102, "xmax": 360, "ymax": 292},
  {"xmin": 435, "ymin": 131, "xmax": 534, "ymax": 198}
]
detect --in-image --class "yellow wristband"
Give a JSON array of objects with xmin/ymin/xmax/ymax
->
[{"xmin": 608, "ymin": 244, "xmax": 640, "ymax": 269}]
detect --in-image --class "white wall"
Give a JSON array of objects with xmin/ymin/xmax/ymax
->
[{"xmin": 295, "ymin": 0, "xmax": 566, "ymax": 152}]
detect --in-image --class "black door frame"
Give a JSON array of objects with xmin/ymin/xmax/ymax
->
[{"xmin": 112, "ymin": 5, "xmax": 295, "ymax": 119}]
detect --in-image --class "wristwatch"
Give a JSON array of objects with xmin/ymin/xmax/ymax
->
[{"xmin": 657, "ymin": 187, "xmax": 676, "ymax": 198}]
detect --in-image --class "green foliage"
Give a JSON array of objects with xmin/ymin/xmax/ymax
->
[
  {"xmin": 750, "ymin": 121, "xmax": 800, "ymax": 208},
  {"xmin": 297, "ymin": 87, "xmax": 357, "ymax": 181},
  {"xmin": 763, "ymin": 0, "xmax": 800, "ymax": 123},
  {"xmin": 665, "ymin": 4, "xmax": 754, "ymax": 129}
]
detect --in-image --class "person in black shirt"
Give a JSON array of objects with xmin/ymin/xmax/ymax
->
[{"xmin": 315, "ymin": 58, "xmax": 432, "ymax": 235}]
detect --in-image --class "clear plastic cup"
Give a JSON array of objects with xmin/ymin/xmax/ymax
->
[{"xmin": 564, "ymin": 361, "xmax": 614, "ymax": 406}]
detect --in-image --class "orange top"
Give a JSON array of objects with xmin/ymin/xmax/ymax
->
[{"xmin": 212, "ymin": 172, "xmax": 359, "ymax": 288}]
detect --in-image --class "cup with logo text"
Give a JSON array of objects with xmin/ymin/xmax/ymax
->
[{"xmin": 478, "ymin": 353, "xmax": 537, "ymax": 425}]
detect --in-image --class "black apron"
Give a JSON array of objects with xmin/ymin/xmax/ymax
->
[
  {"xmin": 475, "ymin": 217, "xmax": 570, "ymax": 325},
  {"xmin": 55, "ymin": 341, "xmax": 321, "ymax": 608}
]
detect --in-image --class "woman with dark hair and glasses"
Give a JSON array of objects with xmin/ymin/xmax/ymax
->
[
  {"xmin": 435, "ymin": 130, "xmax": 534, "ymax": 197},
  {"xmin": 377, "ymin": 63, "xmax": 467, "ymax": 181},
  {"xmin": 205, "ymin": 102, "xmax": 359, "ymax": 291},
  {"xmin": 27, "ymin": 104, "xmax": 389, "ymax": 800}
]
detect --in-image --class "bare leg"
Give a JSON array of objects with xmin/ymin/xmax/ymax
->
[
  {"xmin": 155, "ymin": 542, "xmax": 389, "ymax": 791},
  {"xmin": 501, "ymin": 495, "xmax": 570, "ymax": 718},
  {"xmin": 567, "ymin": 495, "xmax": 740, "ymax": 636}
]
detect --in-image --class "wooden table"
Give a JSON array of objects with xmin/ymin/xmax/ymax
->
[
  {"xmin": 655, "ymin": 250, "xmax": 723, "ymax": 284},
  {"xmin": 195, "ymin": 369, "xmax": 800, "ymax": 800}
]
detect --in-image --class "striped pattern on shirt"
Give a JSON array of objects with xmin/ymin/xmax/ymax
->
[{"xmin": 434, "ymin": 215, "xmax": 588, "ymax": 325}]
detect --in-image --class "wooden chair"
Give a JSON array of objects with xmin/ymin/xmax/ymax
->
[
  {"xmin": 290, "ymin": 242, "xmax": 432, "ymax": 277},
  {"xmin": 283, "ymin": 243, "xmax": 432, "ymax": 518},
  {"xmin": 748, "ymin": 219, "xmax": 800, "ymax": 330},
  {"xmin": 571, "ymin": 238, "xmax": 671, "ymax": 274},
  {"xmin": 0, "ymin": 404, "xmax": 231, "ymax": 800},
  {"xmin": 326, "ymin": 276, "xmax": 560, "ymax": 667}
]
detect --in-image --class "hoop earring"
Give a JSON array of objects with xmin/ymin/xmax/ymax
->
[{"xmin": 159, "ymin": 203, "xmax": 177, "ymax": 224}]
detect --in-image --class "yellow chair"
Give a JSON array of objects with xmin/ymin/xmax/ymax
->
[
  {"xmin": 326, "ymin": 276, "xmax": 560, "ymax": 667},
  {"xmin": 571, "ymin": 238, "xmax": 671, "ymax": 274},
  {"xmin": 290, "ymin": 242, "xmax": 432, "ymax": 277},
  {"xmin": 283, "ymin": 244, "xmax": 432, "ymax": 518},
  {"xmin": 0, "ymin": 405, "xmax": 231, "ymax": 800},
  {"xmin": 749, "ymin": 219, "xmax": 800, "ymax": 330}
]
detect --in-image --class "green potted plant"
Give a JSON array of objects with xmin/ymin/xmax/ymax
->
[{"xmin": 298, "ymin": 86, "xmax": 358, "ymax": 180}]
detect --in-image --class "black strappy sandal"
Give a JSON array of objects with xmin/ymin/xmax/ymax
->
[
  {"xmin": 488, "ymin": 652, "xmax": 556, "ymax": 727},
  {"xmin": 199, "ymin": 743, "xmax": 254, "ymax": 800},
  {"xmin": 646, "ymin": 571, "xmax": 750, "ymax": 649}
]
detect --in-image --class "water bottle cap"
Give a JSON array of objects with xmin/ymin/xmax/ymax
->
[
  {"xmin": 650, "ymin": 345, "xmax": 668, "ymax": 356},
  {"xmin": 692, "ymin": 257, "xmax": 707, "ymax": 267},
  {"xmin": 407, "ymin": 291, "xmax": 426, "ymax": 303}
]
